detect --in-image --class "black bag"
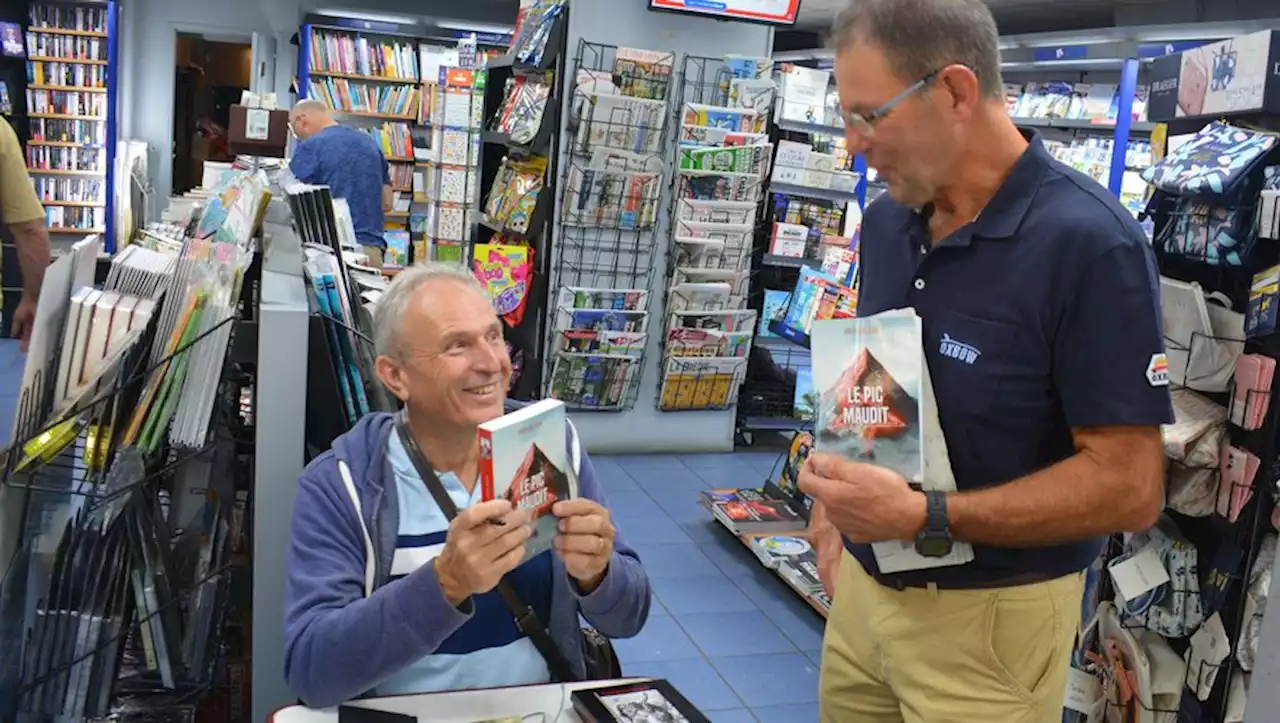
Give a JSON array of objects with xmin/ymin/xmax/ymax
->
[{"xmin": 393, "ymin": 415, "xmax": 622, "ymax": 682}]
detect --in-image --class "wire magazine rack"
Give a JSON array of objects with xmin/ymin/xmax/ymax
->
[
  {"xmin": 543, "ymin": 39, "xmax": 675, "ymax": 413},
  {"xmin": 656, "ymin": 54, "xmax": 775, "ymax": 414},
  {"xmin": 0, "ymin": 276, "xmax": 253, "ymax": 722}
]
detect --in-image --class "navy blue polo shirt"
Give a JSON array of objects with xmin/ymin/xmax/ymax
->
[{"xmin": 848, "ymin": 130, "xmax": 1175, "ymax": 588}]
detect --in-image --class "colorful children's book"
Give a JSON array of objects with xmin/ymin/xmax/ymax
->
[
  {"xmin": 478, "ymin": 398, "xmax": 578, "ymax": 564},
  {"xmin": 810, "ymin": 309, "xmax": 973, "ymax": 573}
]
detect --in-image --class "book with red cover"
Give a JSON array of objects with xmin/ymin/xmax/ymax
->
[{"xmin": 478, "ymin": 399, "xmax": 578, "ymax": 564}]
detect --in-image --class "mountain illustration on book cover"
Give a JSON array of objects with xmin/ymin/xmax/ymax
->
[
  {"xmin": 479, "ymin": 399, "xmax": 579, "ymax": 565},
  {"xmin": 812, "ymin": 313, "xmax": 923, "ymax": 486}
]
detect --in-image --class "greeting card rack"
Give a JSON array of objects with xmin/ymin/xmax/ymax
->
[
  {"xmin": 542, "ymin": 39, "xmax": 670, "ymax": 414},
  {"xmin": 656, "ymin": 54, "xmax": 776, "ymax": 415},
  {"xmin": 1064, "ymin": 101, "xmax": 1280, "ymax": 720},
  {"xmin": 0, "ymin": 295, "xmax": 252, "ymax": 722},
  {"xmin": 473, "ymin": 8, "xmax": 567, "ymax": 405}
]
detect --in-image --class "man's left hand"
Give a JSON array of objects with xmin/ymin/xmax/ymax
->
[
  {"xmin": 11, "ymin": 296, "xmax": 35, "ymax": 353},
  {"xmin": 553, "ymin": 499, "xmax": 615, "ymax": 592},
  {"xmin": 799, "ymin": 452, "xmax": 927, "ymax": 543}
]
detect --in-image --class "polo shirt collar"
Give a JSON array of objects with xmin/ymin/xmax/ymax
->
[{"xmin": 902, "ymin": 128, "xmax": 1050, "ymax": 243}]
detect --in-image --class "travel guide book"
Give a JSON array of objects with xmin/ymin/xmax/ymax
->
[
  {"xmin": 478, "ymin": 399, "xmax": 579, "ymax": 564},
  {"xmin": 811, "ymin": 309, "xmax": 973, "ymax": 573}
]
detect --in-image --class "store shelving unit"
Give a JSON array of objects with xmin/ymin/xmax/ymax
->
[
  {"xmin": 475, "ymin": 8, "xmax": 567, "ymax": 402},
  {"xmin": 297, "ymin": 17, "xmax": 425, "ymax": 238},
  {"xmin": 417, "ymin": 66, "xmax": 485, "ymax": 264},
  {"xmin": 23, "ymin": 1, "xmax": 119, "ymax": 252}
]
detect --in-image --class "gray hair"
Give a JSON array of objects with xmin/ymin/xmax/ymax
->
[
  {"xmin": 372, "ymin": 262, "xmax": 489, "ymax": 358},
  {"xmin": 831, "ymin": 0, "xmax": 1004, "ymax": 99},
  {"xmin": 290, "ymin": 98, "xmax": 329, "ymax": 118}
]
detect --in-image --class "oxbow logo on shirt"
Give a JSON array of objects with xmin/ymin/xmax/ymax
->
[
  {"xmin": 939, "ymin": 334, "xmax": 981, "ymax": 365},
  {"xmin": 1146, "ymin": 353, "xmax": 1170, "ymax": 387}
]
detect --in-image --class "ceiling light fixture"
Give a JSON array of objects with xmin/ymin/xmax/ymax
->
[
  {"xmin": 312, "ymin": 9, "xmax": 416, "ymax": 25},
  {"xmin": 435, "ymin": 20, "xmax": 515, "ymax": 34}
]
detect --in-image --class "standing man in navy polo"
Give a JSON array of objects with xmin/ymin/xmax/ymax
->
[{"xmin": 799, "ymin": 1, "xmax": 1174, "ymax": 721}]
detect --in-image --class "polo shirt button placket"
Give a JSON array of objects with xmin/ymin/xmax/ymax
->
[{"xmin": 914, "ymin": 278, "xmax": 926, "ymax": 291}]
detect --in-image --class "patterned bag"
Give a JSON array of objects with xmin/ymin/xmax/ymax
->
[
  {"xmin": 1155, "ymin": 197, "xmax": 1258, "ymax": 266},
  {"xmin": 1142, "ymin": 122, "xmax": 1278, "ymax": 203},
  {"xmin": 1117, "ymin": 522, "xmax": 1206, "ymax": 639}
]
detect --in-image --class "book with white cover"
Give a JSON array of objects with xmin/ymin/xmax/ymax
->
[
  {"xmin": 478, "ymin": 399, "xmax": 578, "ymax": 565},
  {"xmin": 810, "ymin": 308, "xmax": 973, "ymax": 573}
]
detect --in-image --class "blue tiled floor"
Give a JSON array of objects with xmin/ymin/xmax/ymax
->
[{"xmin": 597, "ymin": 451, "xmax": 825, "ymax": 722}]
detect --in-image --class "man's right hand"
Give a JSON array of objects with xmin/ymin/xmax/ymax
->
[
  {"xmin": 809, "ymin": 500, "xmax": 843, "ymax": 600},
  {"xmin": 434, "ymin": 500, "xmax": 531, "ymax": 607}
]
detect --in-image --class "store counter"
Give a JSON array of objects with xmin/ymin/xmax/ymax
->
[{"xmin": 270, "ymin": 679, "xmax": 650, "ymax": 722}]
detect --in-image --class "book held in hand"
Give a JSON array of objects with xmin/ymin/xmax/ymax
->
[
  {"xmin": 478, "ymin": 399, "xmax": 578, "ymax": 564},
  {"xmin": 811, "ymin": 309, "xmax": 974, "ymax": 573}
]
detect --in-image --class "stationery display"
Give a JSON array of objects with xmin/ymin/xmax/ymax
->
[{"xmin": 0, "ymin": 168, "xmax": 264, "ymax": 722}]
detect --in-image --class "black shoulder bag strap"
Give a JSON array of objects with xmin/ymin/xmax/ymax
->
[{"xmin": 393, "ymin": 415, "xmax": 578, "ymax": 683}]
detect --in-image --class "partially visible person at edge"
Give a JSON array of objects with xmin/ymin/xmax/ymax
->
[
  {"xmin": 801, "ymin": 1, "xmax": 1173, "ymax": 721},
  {"xmin": 282, "ymin": 263, "xmax": 651, "ymax": 708},
  {"xmin": 0, "ymin": 115, "xmax": 51, "ymax": 351},
  {"xmin": 288, "ymin": 99, "xmax": 393, "ymax": 268}
]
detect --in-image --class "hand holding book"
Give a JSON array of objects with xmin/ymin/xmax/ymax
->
[
  {"xmin": 553, "ymin": 499, "xmax": 616, "ymax": 593},
  {"xmin": 798, "ymin": 451, "xmax": 928, "ymax": 544},
  {"xmin": 435, "ymin": 500, "xmax": 533, "ymax": 607}
]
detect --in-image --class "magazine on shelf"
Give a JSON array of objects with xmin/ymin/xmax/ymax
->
[
  {"xmin": 575, "ymin": 94, "xmax": 667, "ymax": 155},
  {"xmin": 668, "ymin": 309, "xmax": 757, "ymax": 333},
  {"xmin": 555, "ymin": 307, "xmax": 649, "ymax": 334},
  {"xmin": 556, "ymin": 286, "xmax": 650, "ymax": 312},
  {"xmin": 699, "ymin": 488, "xmax": 806, "ymax": 534},
  {"xmin": 671, "ymin": 268, "xmax": 750, "ymax": 298},
  {"xmin": 675, "ymin": 198, "xmax": 758, "ymax": 225},
  {"xmin": 671, "ymin": 237, "xmax": 751, "ymax": 271},
  {"xmin": 548, "ymin": 353, "xmax": 642, "ymax": 411},
  {"xmin": 658, "ymin": 356, "xmax": 747, "ymax": 411},
  {"xmin": 810, "ymin": 309, "xmax": 972, "ymax": 573},
  {"xmin": 478, "ymin": 399, "xmax": 578, "ymax": 564},
  {"xmin": 665, "ymin": 327, "xmax": 752, "ymax": 359}
]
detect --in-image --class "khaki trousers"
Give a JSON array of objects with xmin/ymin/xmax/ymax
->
[{"xmin": 819, "ymin": 551, "xmax": 1084, "ymax": 723}]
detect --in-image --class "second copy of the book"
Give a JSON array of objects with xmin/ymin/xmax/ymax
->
[
  {"xmin": 478, "ymin": 399, "xmax": 579, "ymax": 564},
  {"xmin": 811, "ymin": 308, "xmax": 973, "ymax": 573}
]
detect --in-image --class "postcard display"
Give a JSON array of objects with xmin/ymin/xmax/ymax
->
[
  {"xmin": 475, "ymin": 1, "xmax": 568, "ymax": 402},
  {"xmin": 0, "ymin": 171, "xmax": 269, "ymax": 720},
  {"xmin": 656, "ymin": 54, "xmax": 775, "ymax": 413},
  {"xmin": 1058, "ymin": 32, "xmax": 1280, "ymax": 723},
  {"xmin": 543, "ymin": 42, "xmax": 674, "ymax": 412},
  {"xmin": 23, "ymin": 3, "xmax": 119, "ymax": 248},
  {"xmin": 417, "ymin": 66, "xmax": 484, "ymax": 265}
]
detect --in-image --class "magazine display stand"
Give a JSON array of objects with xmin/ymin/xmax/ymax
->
[
  {"xmin": 542, "ymin": 39, "xmax": 670, "ymax": 413},
  {"xmin": 23, "ymin": 1, "xmax": 121, "ymax": 252},
  {"xmin": 657, "ymin": 54, "xmax": 774, "ymax": 414},
  {"xmin": 476, "ymin": 6, "xmax": 568, "ymax": 403}
]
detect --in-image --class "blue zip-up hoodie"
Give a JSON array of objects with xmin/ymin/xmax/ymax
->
[{"xmin": 283, "ymin": 412, "xmax": 652, "ymax": 708}]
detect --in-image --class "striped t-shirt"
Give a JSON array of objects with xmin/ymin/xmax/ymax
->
[{"xmin": 376, "ymin": 432, "xmax": 553, "ymax": 695}]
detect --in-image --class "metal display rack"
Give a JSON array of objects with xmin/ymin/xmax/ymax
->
[
  {"xmin": 657, "ymin": 54, "xmax": 772, "ymax": 416},
  {"xmin": 543, "ymin": 39, "xmax": 671, "ymax": 413}
]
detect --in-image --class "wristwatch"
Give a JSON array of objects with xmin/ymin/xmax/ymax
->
[{"xmin": 915, "ymin": 491, "xmax": 953, "ymax": 558}]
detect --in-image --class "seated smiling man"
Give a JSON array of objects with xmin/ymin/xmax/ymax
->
[{"xmin": 283, "ymin": 263, "xmax": 652, "ymax": 708}]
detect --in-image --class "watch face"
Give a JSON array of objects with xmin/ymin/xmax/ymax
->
[{"xmin": 916, "ymin": 535, "xmax": 952, "ymax": 558}]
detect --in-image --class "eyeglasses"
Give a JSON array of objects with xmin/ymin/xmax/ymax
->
[{"xmin": 841, "ymin": 69, "xmax": 941, "ymax": 138}]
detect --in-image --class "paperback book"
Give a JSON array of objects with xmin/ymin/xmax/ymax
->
[
  {"xmin": 478, "ymin": 399, "xmax": 578, "ymax": 564},
  {"xmin": 810, "ymin": 309, "xmax": 973, "ymax": 573}
]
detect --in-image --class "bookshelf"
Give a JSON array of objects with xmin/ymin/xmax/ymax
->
[
  {"xmin": 297, "ymin": 21, "xmax": 425, "ymax": 243},
  {"xmin": 23, "ymin": 1, "xmax": 118, "ymax": 249}
]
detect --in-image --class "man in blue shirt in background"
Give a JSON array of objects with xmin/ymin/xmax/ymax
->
[{"xmin": 289, "ymin": 99, "xmax": 393, "ymax": 267}]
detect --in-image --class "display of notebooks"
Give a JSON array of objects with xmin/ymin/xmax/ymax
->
[
  {"xmin": 700, "ymin": 488, "xmax": 806, "ymax": 535},
  {"xmin": 478, "ymin": 399, "xmax": 577, "ymax": 564},
  {"xmin": 811, "ymin": 309, "xmax": 973, "ymax": 573}
]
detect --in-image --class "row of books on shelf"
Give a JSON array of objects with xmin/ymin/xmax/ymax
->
[
  {"xmin": 34, "ymin": 176, "xmax": 104, "ymax": 205},
  {"xmin": 25, "ymin": 88, "xmax": 106, "ymax": 117},
  {"xmin": 43, "ymin": 205, "xmax": 104, "ymax": 232},
  {"xmin": 28, "ymin": 4, "xmax": 106, "ymax": 33},
  {"xmin": 23, "ymin": 32, "xmax": 105, "ymax": 61},
  {"xmin": 308, "ymin": 28, "xmax": 418, "ymax": 80},
  {"xmin": 28, "ymin": 61, "xmax": 107, "ymax": 88},
  {"xmin": 307, "ymin": 78, "xmax": 419, "ymax": 119}
]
